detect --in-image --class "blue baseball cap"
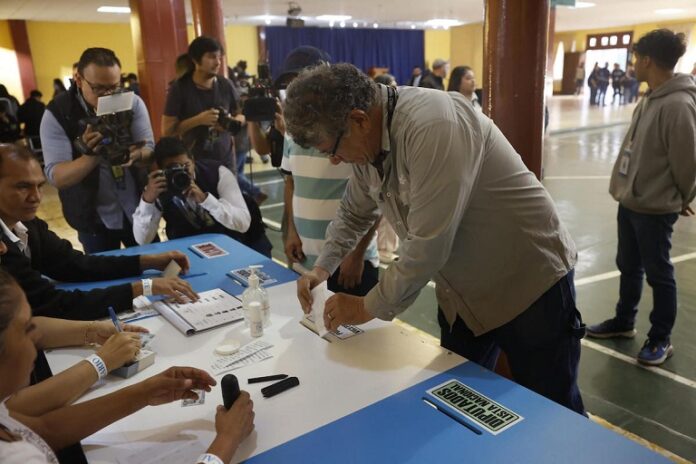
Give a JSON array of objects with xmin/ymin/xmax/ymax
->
[{"xmin": 274, "ymin": 46, "xmax": 332, "ymax": 88}]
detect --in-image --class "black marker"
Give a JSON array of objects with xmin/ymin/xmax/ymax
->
[
  {"xmin": 248, "ymin": 374, "xmax": 289, "ymax": 384},
  {"xmin": 261, "ymin": 377, "xmax": 300, "ymax": 398},
  {"xmin": 222, "ymin": 374, "xmax": 240, "ymax": 409}
]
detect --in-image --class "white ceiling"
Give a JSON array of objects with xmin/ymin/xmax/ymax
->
[{"xmin": 1, "ymin": 0, "xmax": 695, "ymax": 32}]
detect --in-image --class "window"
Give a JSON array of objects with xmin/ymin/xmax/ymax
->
[{"xmin": 587, "ymin": 31, "xmax": 632, "ymax": 50}]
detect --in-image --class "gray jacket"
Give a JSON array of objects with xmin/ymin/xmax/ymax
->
[
  {"xmin": 316, "ymin": 86, "xmax": 576, "ymax": 336},
  {"xmin": 609, "ymin": 73, "xmax": 696, "ymax": 214}
]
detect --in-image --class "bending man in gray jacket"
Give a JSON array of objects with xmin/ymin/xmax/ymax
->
[
  {"xmin": 284, "ymin": 63, "xmax": 586, "ymax": 415},
  {"xmin": 587, "ymin": 29, "xmax": 696, "ymax": 366}
]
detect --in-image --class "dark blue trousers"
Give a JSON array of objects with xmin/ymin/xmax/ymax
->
[
  {"xmin": 328, "ymin": 261, "xmax": 379, "ymax": 297},
  {"xmin": 615, "ymin": 204, "xmax": 679, "ymax": 341},
  {"xmin": 438, "ymin": 271, "xmax": 586, "ymax": 416}
]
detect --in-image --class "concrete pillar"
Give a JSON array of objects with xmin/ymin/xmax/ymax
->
[
  {"xmin": 129, "ymin": 0, "xmax": 189, "ymax": 139},
  {"xmin": 8, "ymin": 20, "xmax": 37, "ymax": 100},
  {"xmin": 483, "ymin": 0, "xmax": 550, "ymax": 179}
]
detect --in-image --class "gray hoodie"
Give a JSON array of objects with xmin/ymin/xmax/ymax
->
[{"xmin": 609, "ymin": 73, "xmax": 696, "ymax": 214}]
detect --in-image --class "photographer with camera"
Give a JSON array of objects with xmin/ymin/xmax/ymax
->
[
  {"xmin": 40, "ymin": 48, "xmax": 154, "ymax": 254},
  {"xmin": 133, "ymin": 137, "xmax": 272, "ymax": 257},
  {"xmin": 162, "ymin": 36, "xmax": 244, "ymax": 169}
]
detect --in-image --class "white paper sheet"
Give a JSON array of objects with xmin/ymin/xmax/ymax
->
[
  {"xmin": 153, "ymin": 289, "xmax": 243, "ymax": 335},
  {"xmin": 117, "ymin": 439, "xmax": 205, "ymax": 464},
  {"xmin": 210, "ymin": 339, "xmax": 273, "ymax": 375},
  {"xmin": 310, "ymin": 282, "xmax": 330, "ymax": 337}
]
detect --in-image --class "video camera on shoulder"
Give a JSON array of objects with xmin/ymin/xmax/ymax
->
[
  {"xmin": 74, "ymin": 90, "xmax": 136, "ymax": 165},
  {"xmin": 163, "ymin": 165, "xmax": 191, "ymax": 195},
  {"xmin": 242, "ymin": 63, "xmax": 277, "ymax": 122}
]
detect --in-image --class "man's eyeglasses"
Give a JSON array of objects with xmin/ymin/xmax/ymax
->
[
  {"xmin": 326, "ymin": 130, "xmax": 344, "ymax": 157},
  {"xmin": 80, "ymin": 76, "xmax": 122, "ymax": 97}
]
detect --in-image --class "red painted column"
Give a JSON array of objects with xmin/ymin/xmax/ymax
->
[
  {"xmin": 8, "ymin": 20, "xmax": 37, "ymax": 100},
  {"xmin": 129, "ymin": 0, "xmax": 189, "ymax": 139},
  {"xmin": 190, "ymin": 0, "xmax": 228, "ymax": 77},
  {"xmin": 483, "ymin": 0, "xmax": 550, "ymax": 179}
]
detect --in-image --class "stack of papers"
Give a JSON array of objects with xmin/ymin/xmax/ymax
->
[{"xmin": 211, "ymin": 340, "xmax": 273, "ymax": 376}]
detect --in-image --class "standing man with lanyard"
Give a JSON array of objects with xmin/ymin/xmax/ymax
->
[
  {"xmin": 40, "ymin": 48, "xmax": 154, "ymax": 253},
  {"xmin": 284, "ymin": 64, "xmax": 586, "ymax": 415},
  {"xmin": 162, "ymin": 36, "xmax": 245, "ymax": 169},
  {"xmin": 587, "ymin": 30, "xmax": 696, "ymax": 365}
]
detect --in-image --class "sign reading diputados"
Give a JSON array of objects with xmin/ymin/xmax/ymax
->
[{"xmin": 426, "ymin": 380, "xmax": 524, "ymax": 435}]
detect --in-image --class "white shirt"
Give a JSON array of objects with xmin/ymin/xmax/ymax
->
[
  {"xmin": 132, "ymin": 165, "xmax": 251, "ymax": 245},
  {"xmin": 0, "ymin": 218, "xmax": 31, "ymax": 258},
  {"xmin": 0, "ymin": 401, "xmax": 57, "ymax": 464}
]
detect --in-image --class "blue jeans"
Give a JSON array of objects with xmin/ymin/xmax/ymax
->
[
  {"xmin": 235, "ymin": 150, "xmax": 261, "ymax": 198},
  {"xmin": 438, "ymin": 271, "xmax": 586, "ymax": 416},
  {"xmin": 615, "ymin": 205, "xmax": 679, "ymax": 341}
]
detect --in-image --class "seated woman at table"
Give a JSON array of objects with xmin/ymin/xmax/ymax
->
[
  {"xmin": 0, "ymin": 269, "xmax": 255, "ymax": 464},
  {"xmin": 133, "ymin": 137, "xmax": 272, "ymax": 257}
]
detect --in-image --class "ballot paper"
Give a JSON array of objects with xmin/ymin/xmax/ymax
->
[
  {"xmin": 310, "ymin": 282, "xmax": 330, "ymax": 337},
  {"xmin": 153, "ymin": 289, "xmax": 244, "ymax": 335},
  {"xmin": 117, "ymin": 439, "xmax": 206, "ymax": 464},
  {"xmin": 211, "ymin": 339, "xmax": 273, "ymax": 376},
  {"xmin": 162, "ymin": 260, "xmax": 182, "ymax": 278}
]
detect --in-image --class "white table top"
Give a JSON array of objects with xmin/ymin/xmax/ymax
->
[{"xmin": 47, "ymin": 282, "xmax": 465, "ymax": 463}]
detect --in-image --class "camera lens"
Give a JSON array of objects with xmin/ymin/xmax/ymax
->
[{"xmin": 171, "ymin": 170, "xmax": 191, "ymax": 191}]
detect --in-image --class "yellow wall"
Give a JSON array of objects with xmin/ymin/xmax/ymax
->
[
  {"xmin": 450, "ymin": 23, "xmax": 484, "ymax": 83},
  {"xmin": 424, "ymin": 29, "xmax": 451, "ymax": 87},
  {"xmin": 0, "ymin": 21, "xmax": 24, "ymax": 101},
  {"xmin": 26, "ymin": 21, "xmax": 136, "ymax": 98}
]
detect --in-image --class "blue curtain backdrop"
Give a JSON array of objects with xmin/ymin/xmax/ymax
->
[{"xmin": 264, "ymin": 27, "xmax": 424, "ymax": 86}]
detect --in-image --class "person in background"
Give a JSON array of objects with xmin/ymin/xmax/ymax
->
[
  {"xmin": 419, "ymin": 59, "xmax": 448, "ymax": 90},
  {"xmin": 124, "ymin": 73, "xmax": 140, "ymax": 96},
  {"xmin": 18, "ymin": 91, "xmax": 45, "ymax": 141},
  {"xmin": 611, "ymin": 63, "xmax": 626, "ymax": 105},
  {"xmin": 51, "ymin": 80, "xmax": 66, "ymax": 101},
  {"xmin": 0, "ymin": 103, "xmax": 20, "ymax": 144},
  {"xmin": 587, "ymin": 29, "xmax": 696, "ymax": 366},
  {"xmin": 588, "ymin": 62, "xmax": 600, "ymax": 105},
  {"xmin": 407, "ymin": 66, "xmax": 423, "ymax": 87},
  {"xmin": 597, "ymin": 62, "xmax": 611, "ymax": 106},
  {"xmin": 622, "ymin": 64, "xmax": 637, "ymax": 104},
  {"xmin": 0, "ymin": 85, "xmax": 20, "ymax": 116},
  {"xmin": 447, "ymin": 66, "xmax": 481, "ymax": 111},
  {"xmin": 0, "ymin": 269, "xmax": 255, "ymax": 464},
  {"xmin": 575, "ymin": 63, "xmax": 585, "ymax": 95}
]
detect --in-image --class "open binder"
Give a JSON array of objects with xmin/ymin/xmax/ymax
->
[{"xmin": 153, "ymin": 288, "xmax": 244, "ymax": 335}]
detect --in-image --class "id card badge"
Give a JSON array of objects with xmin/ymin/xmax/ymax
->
[{"xmin": 618, "ymin": 143, "xmax": 632, "ymax": 176}]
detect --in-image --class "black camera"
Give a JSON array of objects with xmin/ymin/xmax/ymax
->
[
  {"xmin": 75, "ymin": 111, "xmax": 134, "ymax": 165},
  {"xmin": 216, "ymin": 106, "xmax": 242, "ymax": 135},
  {"xmin": 242, "ymin": 63, "xmax": 277, "ymax": 122},
  {"xmin": 163, "ymin": 165, "xmax": 191, "ymax": 195}
]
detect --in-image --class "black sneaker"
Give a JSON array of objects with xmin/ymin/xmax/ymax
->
[
  {"xmin": 586, "ymin": 318, "xmax": 637, "ymax": 339},
  {"xmin": 637, "ymin": 339, "xmax": 673, "ymax": 366}
]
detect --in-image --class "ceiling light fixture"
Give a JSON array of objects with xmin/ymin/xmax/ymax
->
[
  {"xmin": 264, "ymin": 17, "xmax": 271, "ymax": 25},
  {"xmin": 353, "ymin": 22, "xmax": 358, "ymax": 28},
  {"xmin": 410, "ymin": 24, "xmax": 416, "ymax": 30},
  {"xmin": 373, "ymin": 23, "xmax": 379, "ymax": 29},
  {"xmin": 316, "ymin": 15, "xmax": 352, "ymax": 22},
  {"xmin": 570, "ymin": 2, "xmax": 595, "ymax": 8},
  {"xmin": 425, "ymin": 19, "xmax": 462, "ymax": 29},
  {"xmin": 655, "ymin": 8, "xmax": 685, "ymax": 15},
  {"xmin": 97, "ymin": 6, "xmax": 131, "ymax": 14}
]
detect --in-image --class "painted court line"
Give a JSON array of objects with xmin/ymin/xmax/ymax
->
[
  {"xmin": 544, "ymin": 175, "xmax": 611, "ymax": 180},
  {"xmin": 259, "ymin": 202, "xmax": 284, "ymax": 211},
  {"xmin": 575, "ymin": 252, "xmax": 696, "ymax": 287},
  {"xmin": 254, "ymin": 178, "xmax": 284, "ymax": 186},
  {"xmin": 581, "ymin": 339, "xmax": 696, "ymax": 390}
]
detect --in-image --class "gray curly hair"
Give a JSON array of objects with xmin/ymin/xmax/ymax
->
[{"xmin": 284, "ymin": 63, "xmax": 379, "ymax": 148}]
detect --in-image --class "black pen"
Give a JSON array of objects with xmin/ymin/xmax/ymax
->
[
  {"xmin": 422, "ymin": 397, "xmax": 482, "ymax": 435},
  {"xmin": 248, "ymin": 374, "xmax": 289, "ymax": 384}
]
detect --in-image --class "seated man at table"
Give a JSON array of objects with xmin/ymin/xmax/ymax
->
[
  {"xmin": 0, "ymin": 143, "xmax": 198, "ymax": 322},
  {"xmin": 133, "ymin": 136, "xmax": 272, "ymax": 257},
  {"xmin": 0, "ymin": 268, "xmax": 256, "ymax": 464}
]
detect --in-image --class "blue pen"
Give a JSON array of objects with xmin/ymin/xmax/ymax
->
[{"xmin": 107, "ymin": 306, "xmax": 122, "ymax": 332}]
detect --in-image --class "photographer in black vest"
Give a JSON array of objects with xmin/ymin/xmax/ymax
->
[
  {"xmin": 162, "ymin": 36, "xmax": 244, "ymax": 169},
  {"xmin": 133, "ymin": 137, "xmax": 272, "ymax": 257},
  {"xmin": 40, "ymin": 48, "xmax": 154, "ymax": 253}
]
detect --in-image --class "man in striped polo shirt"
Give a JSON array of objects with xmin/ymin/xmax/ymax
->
[{"xmin": 249, "ymin": 46, "xmax": 380, "ymax": 295}]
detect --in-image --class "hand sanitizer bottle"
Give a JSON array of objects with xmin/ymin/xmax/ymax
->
[{"xmin": 242, "ymin": 266, "xmax": 270, "ymax": 328}]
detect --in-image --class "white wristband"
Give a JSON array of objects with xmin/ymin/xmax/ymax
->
[
  {"xmin": 196, "ymin": 453, "xmax": 224, "ymax": 464},
  {"xmin": 85, "ymin": 354, "xmax": 108, "ymax": 379},
  {"xmin": 142, "ymin": 278, "xmax": 153, "ymax": 297}
]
